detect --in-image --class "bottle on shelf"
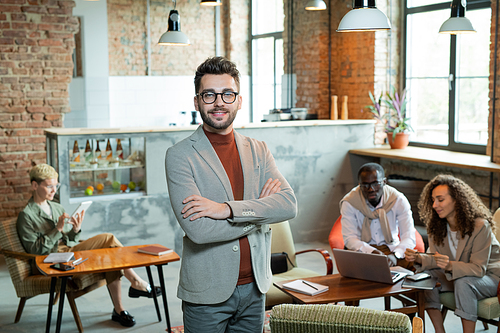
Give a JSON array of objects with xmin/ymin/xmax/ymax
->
[
  {"xmin": 84, "ymin": 140, "xmax": 92, "ymax": 163},
  {"xmin": 72, "ymin": 140, "xmax": 80, "ymax": 162},
  {"xmin": 95, "ymin": 140, "xmax": 102, "ymax": 160},
  {"xmin": 105, "ymin": 139, "xmax": 113, "ymax": 161},
  {"xmin": 116, "ymin": 139, "xmax": 123, "ymax": 160}
]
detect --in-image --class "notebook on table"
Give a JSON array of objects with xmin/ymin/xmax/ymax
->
[{"xmin": 332, "ymin": 248, "xmax": 408, "ymax": 284}]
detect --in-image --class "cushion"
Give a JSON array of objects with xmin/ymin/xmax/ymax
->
[
  {"xmin": 440, "ymin": 292, "xmax": 500, "ymax": 320},
  {"xmin": 270, "ymin": 304, "xmax": 411, "ymax": 333}
]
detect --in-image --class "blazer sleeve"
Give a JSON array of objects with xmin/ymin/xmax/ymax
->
[{"xmin": 226, "ymin": 141, "xmax": 297, "ymax": 225}]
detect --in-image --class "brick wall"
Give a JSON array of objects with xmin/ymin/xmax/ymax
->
[
  {"xmin": 107, "ymin": 0, "xmax": 249, "ymax": 76},
  {"xmin": 0, "ymin": 0, "xmax": 77, "ymax": 219},
  {"xmin": 284, "ymin": 0, "xmax": 376, "ymax": 120}
]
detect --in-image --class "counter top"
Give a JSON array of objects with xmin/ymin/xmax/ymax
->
[{"xmin": 44, "ymin": 119, "xmax": 375, "ymax": 136}]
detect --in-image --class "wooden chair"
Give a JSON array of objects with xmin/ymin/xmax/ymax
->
[
  {"xmin": 440, "ymin": 208, "xmax": 500, "ymax": 332},
  {"xmin": 270, "ymin": 303, "xmax": 423, "ymax": 333},
  {"xmin": 328, "ymin": 215, "xmax": 426, "ymax": 252},
  {"xmin": 266, "ymin": 221, "xmax": 333, "ymax": 309},
  {"xmin": 0, "ymin": 218, "xmax": 107, "ymax": 333}
]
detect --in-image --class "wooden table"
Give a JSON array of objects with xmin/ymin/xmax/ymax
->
[
  {"xmin": 36, "ymin": 244, "xmax": 180, "ymax": 333},
  {"xmin": 274, "ymin": 274, "xmax": 426, "ymax": 328}
]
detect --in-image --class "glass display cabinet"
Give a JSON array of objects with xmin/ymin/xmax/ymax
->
[{"xmin": 45, "ymin": 129, "xmax": 147, "ymax": 204}]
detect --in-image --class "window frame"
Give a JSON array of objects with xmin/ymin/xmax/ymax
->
[
  {"xmin": 404, "ymin": 0, "xmax": 491, "ymax": 154},
  {"xmin": 250, "ymin": 0, "xmax": 284, "ymax": 123}
]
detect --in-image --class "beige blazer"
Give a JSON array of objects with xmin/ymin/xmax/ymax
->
[
  {"xmin": 419, "ymin": 218, "xmax": 500, "ymax": 280},
  {"xmin": 165, "ymin": 126, "xmax": 297, "ymax": 304}
]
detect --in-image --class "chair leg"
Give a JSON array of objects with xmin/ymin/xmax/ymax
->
[
  {"xmin": 482, "ymin": 319, "xmax": 489, "ymax": 330},
  {"xmin": 14, "ymin": 297, "xmax": 27, "ymax": 323},
  {"xmin": 66, "ymin": 293, "xmax": 84, "ymax": 333},
  {"xmin": 441, "ymin": 306, "xmax": 448, "ymax": 321}
]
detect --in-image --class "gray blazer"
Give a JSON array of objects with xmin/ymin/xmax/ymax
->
[
  {"xmin": 418, "ymin": 218, "xmax": 500, "ymax": 280},
  {"xmin": 165, "ymin": 126, "xmax": 297, "ymax": 304}
]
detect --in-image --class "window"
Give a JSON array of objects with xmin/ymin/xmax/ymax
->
[
  {"xmin": 405, "ymin": 1, "xmax": 491, "ymax": 153},
  {"xmin": 251, "ymin": 0, "xmax": 284, "ymax": 123}
]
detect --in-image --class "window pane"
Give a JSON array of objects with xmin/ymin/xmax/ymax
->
[
  {"xmin": 407, "ymin": 0, "xmax": 448, "ymax": 8},
  {"xmin": 275, "ymin": 38, "xmax": 284, "ymax": 110},
  {"xmin": 407, "ymin": 78, "xmax": 450, "ymax": 145},
  {"xmin": 456, "ymin": 8, "xmax": 491, "ymax": 145},
  {"xmin": 252, "ymin": 38, "xmax": 275, "ymax": 122},
  {"xmin": 406, "ymin": 9, "xmax": 450, "ymax": 145},
  {"xmin": 252, "ymin": 0, "xmax": 284, "ymax": 35}
]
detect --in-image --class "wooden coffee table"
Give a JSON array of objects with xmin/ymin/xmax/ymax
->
[
  {"xmin": 36, "ymin": 244, "xmax": 180, "ymax": 333},
  {"xmin": 274, "ymin": 274, "xmax": 426, "ymax": 328}
]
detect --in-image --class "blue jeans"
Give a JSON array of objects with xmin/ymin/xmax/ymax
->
[{"xmin": 182, "ymin": 282, "xmax": 265, "ymax": 333}]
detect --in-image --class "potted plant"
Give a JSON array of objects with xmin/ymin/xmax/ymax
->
[{"xmin": 366, "ymin": 86, "xmax": 413, "ymax": 149}]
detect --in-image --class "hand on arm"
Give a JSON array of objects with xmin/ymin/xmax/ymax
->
[
  {"xmin": 182, "ymin": 195, "xmax": 231, "ymax": 221},
  {"xmin": 259, "ymin": 178, "xmax": 281, "ymax": 198}
]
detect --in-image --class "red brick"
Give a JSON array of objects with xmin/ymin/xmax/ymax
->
[
  {"xmin": 7, "ymin": 144, "xmax": 31, "ymax": 152},
  {"xmin": 51, "ymin": 91, "xmax": 68, "ymax": 97},
  {"xmin": 6, "ymin": 193, "xmax": 24, "ymax": 201},
  {"xmin": 0, "ymin": 22, "xmax": 9, "ymax": 28},
  {"xmin": 6, "ymin": 178, "xmax": 28, "ymax": 187},
  {"xmin": 0, "ymin": 91, "xmax": 24, "ymax": 98},
  {"xmin": 0, "ymin": 137, "xmax": 18, "ymax": 144},
  {"xmin": 22, "ymin": 136, "xmax": 44, "ymax": 144},
  {"xmin": 28, "ymin": 120, "xmax": 51, "ymax": 128},
  {"xmin": 11, "ymin": 68, "xmax": 28, "ymax": 74},
  {"xmin": 0, "ymin": 13, "xmax": 6, "ymax": 20},
  {"xmin": 15, "ymin": 38, "xmax": 37, "ymax": 45},
  {"xmin": 43, "ymin": 82, "xmax": 67, "ymax": 90},
  {"xmin": 1, "ymin": 0, "xmax": 28, "ymax": 4},
  {"xmin": 11, "ymin": 22, "xmax": 37, "ymax": 29},
  {"xmin": 40, "ymin": 0, "xmax": 58, "ymax": 5},
  {"xmin": 7, "ymin": 53, "xmax": 33, "ymax": 60},
  {"xmin": 5, "ymin": 106, "xmax": 25, "ymax": 113},
  {"xmin": 38, "ymin": 23, "xmax": 63, "ymax": 31},
  {"xmin": 58, "ymin": 1, "xmax": 75, "ymax": 8},
  {"xmin": 0, "ymin": 153, "xmax": 25, "ymax": 161},
  {"xmin": 26, "ymin": 106, "xmax": 52, "ymax": 113},
  {"xmin": 1, "ymin": 122, "xmax": 26, "ymax": 129},
  {"xmin": 31, "ymin": 113, "xmax": 44, "ymax": 120},
  {"xmin": 44, "ymin": 113, "xmax": 60, "ymax": 121},
  {"xmin": 0, "ymin": 5, "xmax": 22, "ymax": 12},
  {"xmin": 10, "ymin": 12, "xmax": 26, "ymax": 20},
  {"xmin": 0, "ymin": 38, "xmax": 14, "ymax": 45},
  {"xmin": 47, "ymin": 7, "xmax": 71, "ymax": 15},
  {"xmin": 38, "ymin": 39, "xmax": 62, "ymax": 46},
  {"xmin": 11, "ymin": 129, "xmax": 30, "ymax": 137},
  {"xmin": 26, "ymin": 91, "xmax": 50, "ymax": 98},
  {"xmin": 27, "ymin": 152, "xmax": 45, "ymax": 159},
  {"xmin": 32, "ymin": 143, "xmax": 45, "ymax": 150},
  {"xmin": 31, "ymin": 129, "xmax": 43, "ymax": 135},
  {"xmin": 21, "ymin": 6, "xmax": 48, "ymax": 13}
]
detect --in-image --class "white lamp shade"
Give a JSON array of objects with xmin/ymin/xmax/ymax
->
[
  {"xmin": 158, "ymin": 31, "xmax": 190, "ymax": 45},
  {"xmin": 439, "ymin": 17, "xmax": 476, "ymax": 34},
  {"xmin": 337, "ymin": 8, "xmax": 391, "ymax": 32},
  {"xmin": 200, "ymin": 0, "xmax": 222, "ymax": 6},
  {"xmin": 305, "ymin": 0, "xmax": 327, "ymax": 11}
]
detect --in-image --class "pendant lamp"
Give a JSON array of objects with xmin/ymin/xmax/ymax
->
[
  {"xmin": 158, "ymin": 1, "xmax": 190, "ymax": 46},
  {"xmin": 439, "ymin": 0, "xmax": 476, "ymax": 34},
  {"xmin": 200, "ymin": 0, "xmax": 222, "ymax": 6},
  {"xmin": 337, "ymin": 0, "xmax": 391, "ymax": 32},
  {"xmin": 305, "ymin": 0, "xmax": 327, "ymax": 11}
]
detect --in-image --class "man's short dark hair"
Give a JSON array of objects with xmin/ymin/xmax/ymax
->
[
  {"xmin": 357, "ymin": 163, "xmax": 385, "ymax": 181},
  {"xmin": 194, "ymin": 56, "xmax": 240, "ymax": 94}
]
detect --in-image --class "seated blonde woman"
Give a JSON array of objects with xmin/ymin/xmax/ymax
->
[
  {"xmin": 405, "ymin": 174, "xmax": 500, "ymax": 333},
  {"xmin": 17, "ymin": 164, "xmax": 161, "ymax": 327}
]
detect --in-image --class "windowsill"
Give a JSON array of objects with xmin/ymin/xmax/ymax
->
[{"xmin": 349, "ymin": 145, "xmax": 500, "ymax": 173}]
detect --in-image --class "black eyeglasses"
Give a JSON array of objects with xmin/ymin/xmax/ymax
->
[
  {"xmin": 359, "ymin": 179, "xmax": 386, "ymax": 191},
  {"xmin": 196, "ymin": 91, "xmax": 239, "ymax": 104}
]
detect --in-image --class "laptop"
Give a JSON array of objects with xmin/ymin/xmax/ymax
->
[{"xmin": 332, "ymin": 248, "xmax": 407, "ymax": 284}]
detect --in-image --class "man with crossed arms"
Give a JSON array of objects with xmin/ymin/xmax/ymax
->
[
  {"xmin": 340, "ymin": 162, "xmax": 416, "ymax": 268},
  {"xmin": 166, "ymin": 57, "xmax": 297, "ymax": 332}
]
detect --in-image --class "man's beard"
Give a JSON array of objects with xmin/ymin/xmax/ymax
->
[{"xmin": 199, "ymin": 106, "xmax": 238, "ymax": 130}]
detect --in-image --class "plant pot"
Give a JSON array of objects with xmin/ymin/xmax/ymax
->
[{"xmin": 387, "ymin": 132, "xmax": 409, "ymax": 149}]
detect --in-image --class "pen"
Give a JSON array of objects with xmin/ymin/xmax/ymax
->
[
  {"xmin": 302, "ymin": 280, "xmax": 318, "ymax": 290},
  {"xmin": 72, "ymin": 258, "xmax": 82, "ymax": 265},
  {"xmin": 73, "ymin": 258, "xmax": 88, "ymax": 266}
]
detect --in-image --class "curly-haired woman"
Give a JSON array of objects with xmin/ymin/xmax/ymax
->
[{"xmin": 405, "ymin": 174, "xmax": 500, "ymax": 333}]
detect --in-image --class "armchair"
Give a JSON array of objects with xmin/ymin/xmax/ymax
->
[
  {"xmin": 0, "ymin": 218, "xmax": 106, "ymax": 333},
  {"xmin": 270, "ymin": 303, "xmax": 423, "ymax": 333},
  {"xmin": 266, "ymin": 221, "xmax": 333, "ymax": 309}
]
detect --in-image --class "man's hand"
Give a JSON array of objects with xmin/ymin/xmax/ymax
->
[
  {"xmin": 259, "ymin": 178, "xmax": 281, "ymax": 198},
  {"xmin": 405, "ymin": 248, "xmax": 422, "ymax": 264},
  {"xmin": 434, "ymin": 252, "xmax": 452, "ymax": 271},
  {"xmin": 67, "ymin": 210, "xmax": 84, "ymax": 233},
  {"xmin": 182, "ymin": 195, "xmax": 231, "ymax": 221}
]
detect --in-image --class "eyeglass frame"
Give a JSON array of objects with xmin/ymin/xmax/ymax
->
[
  {"xmin": 196, "ymin": 91, "xmax": 239, "ymax": 104},
  {"xmin": 359, "ymin": 178, "xmax": 386, "ymax": 191},
  {"xmin": 42, "ymin": 183, "xmax": 61, "ymax": 191}
]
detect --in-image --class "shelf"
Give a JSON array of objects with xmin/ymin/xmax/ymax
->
[
  {"xmin": 69, "ymin": 191, "xmax": 146, "ymax": 204},
  {"xmin": 69, "ymin": 164, "xmax": 144, "ymax": 172}
]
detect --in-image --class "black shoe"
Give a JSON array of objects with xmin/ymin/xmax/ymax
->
[
  {"xmin": 112, "ymin": 309, "xmax": 136, "ymax": 327},
  {"xmin": 128, "ymin": 285, "xmax": 162, "ymax": 298}
]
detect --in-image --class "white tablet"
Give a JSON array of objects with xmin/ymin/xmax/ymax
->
[{"xmin": 70, "ymin": 201, "xmax": 92, "ymax": 218}]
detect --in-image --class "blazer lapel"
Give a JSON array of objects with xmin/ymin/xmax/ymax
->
[
  {"xmin": 191, "ymin": 126, "xmax": 234, "ymax": 200},
  {"xmin": 234, "ymin": 131, "xmax": 256, "ymax": 200},
  {"xmin": 456, "ymin": 233, "xmax": 470, "ymax": 261}
]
